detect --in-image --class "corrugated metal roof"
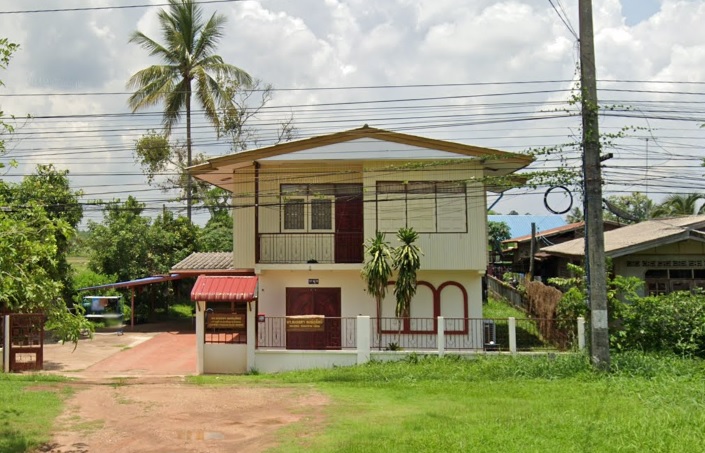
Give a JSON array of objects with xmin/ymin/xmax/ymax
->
[
  {"xmin": 171, "ymin": 252, "xmax": 234, "ymax": 271},
  {"xmin": 541, "ymin": 216, "xmax": 705, "ymax": 258},
  {"xmin": 78, "ymin": 274, "xmax": 183, "ymax": 291},
  {"xmin": 191, "ymin": 276, "xmax": 258, "ymax": 302}
]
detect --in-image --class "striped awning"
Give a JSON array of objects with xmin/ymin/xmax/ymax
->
[{"xmin": 191, "ymin": 275, "xmax": 258, "ymax": 302}]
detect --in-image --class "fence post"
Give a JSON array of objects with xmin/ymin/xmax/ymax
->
[
  {"xmin": 195, "ymin": 301, "xmax": 205, "ymax": 375},
  {"xmin": 357, "ymin": 316, "xmax": 371, "ymax": 365},
  {"xmin": 4, "ymin": 315, "xmax": 10, "ymax": 373},
  {"xmin": 577, "ymin": 317, "xmax": 586, "ymax": 351},
  {"xmin": 437, "ymin": 316, "xmax": 445, "ymax": 357},
  {"xmin": 508, "ymin": 317, "xmax": 517, "ymax": 354},
  {"xmin": 247, "ymin": 304, "xmax": 257, "ymax": 372}
]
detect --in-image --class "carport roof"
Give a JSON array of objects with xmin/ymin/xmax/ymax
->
[{"xmin": 191, "ymin": 275, "xmax": 259, "ymax": 302}]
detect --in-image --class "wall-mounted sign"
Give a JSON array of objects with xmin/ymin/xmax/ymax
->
[
  {"xmin": 286, "ymin": 315, "xmax": 325, "ymax": 332},
  {"xmin": 308, "ymin": 278, "xmax": 319, "ymax": 285},
  {"xmin": 206, "ymin": 313, "xmax": 246, "ymax": 330}
]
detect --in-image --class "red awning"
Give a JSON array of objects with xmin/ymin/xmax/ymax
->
[{"xmin": 191, "ymin": 276, "xmax": 258, "ymax": 302}]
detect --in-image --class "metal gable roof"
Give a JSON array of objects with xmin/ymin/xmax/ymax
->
[
  {"xmin": 191, "ymin": 276, "xmax": 259, "ymax": 302},
  {"xmin": 541, "ymin": 216, "xmax": 705, "ymax": 258}
]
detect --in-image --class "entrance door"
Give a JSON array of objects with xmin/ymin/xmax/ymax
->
[
  {"xmin": 286, "ymin": 288, "xmax": 341, "ymax": 350},
  {"xmin": 335, "ymin": 188, "xmax": 363, "ymax": 263}
]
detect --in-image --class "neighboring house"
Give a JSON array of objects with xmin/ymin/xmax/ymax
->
[
  {"xmin": 503, "ymin": 220, "xmax": 622, "ymax": 276},
  {"xmin": 187, "ymin": 125, "xmax": 532, "ymax": 371},
  {"xmin": 488, "ymin": 215, "xmax": 567, "ymax": 239},
  {"xmin": 540, "ymin": 216, "xmax": 705, "ymax": 296}
]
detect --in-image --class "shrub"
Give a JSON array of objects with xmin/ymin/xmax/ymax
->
[{"xmin": 613, "ymin": 290, "xmax": 705, "ymax": 357}]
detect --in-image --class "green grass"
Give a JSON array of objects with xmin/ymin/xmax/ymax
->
[
  {"xmin": 483, "ymin": 296, "xmax": 527, "ymax": 318},
  {"xmin": 0, "ymin": 374, "xmax": 70, "ymax": 453},
  {"xmin": 190, "ymin": 353, "xmax": 705, "ymax": 452}
]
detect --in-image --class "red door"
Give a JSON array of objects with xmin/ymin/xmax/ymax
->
[
  {"xmin": 286, "ymin": 288, "xmax": 341, "ymax": 350},
  {"xmin": 335, "ymin": 188, "xmax": 363, "ymax": 263}
]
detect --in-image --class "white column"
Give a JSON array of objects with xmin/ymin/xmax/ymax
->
[
  {"xmin": 356, "ymin": 316, "xmax": 370, "ymax": 365},
  {"xmin": 247, "ymin": 303, "xmax": 257, "ymax": 371},
  {"xmin": 577, "ymin": 317, "xmax": 586, "ymax": 351},
  {"xmin": 195, "ymin": 301, "xmax": 205, "ymax": 375},
  {"xmin": 3, "ymin": 315, "xmax": 10, "ymax": 373},
  {"xmin": 437, "ymin": 316, "xmax": 445, "ymax": 357},
  {"xmin": 508, "ymin": 317, "xmax": 517, "ymax": 354}
]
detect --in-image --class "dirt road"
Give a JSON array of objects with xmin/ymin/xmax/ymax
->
[{"xmin": 36, "ymin": 323, "xmax": 328, "ymax": 453}]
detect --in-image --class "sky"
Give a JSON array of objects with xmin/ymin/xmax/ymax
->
[{"xmin": 0, "ymin": 0, "xmax": 704, "ymax": 226}]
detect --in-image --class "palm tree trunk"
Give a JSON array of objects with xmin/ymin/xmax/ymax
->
[{"xmin": 185, "ymin": 79, "xmax": 192, "ymax": 221}]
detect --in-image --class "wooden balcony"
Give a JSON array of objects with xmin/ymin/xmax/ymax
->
[{"xmin": 257, "ymin": 232, "xmax": 364, "ymax": 264}]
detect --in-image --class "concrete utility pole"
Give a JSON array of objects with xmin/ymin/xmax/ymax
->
[{"xmin": 579, "ymin": 0, "xmax": 610, "ymax": 369}]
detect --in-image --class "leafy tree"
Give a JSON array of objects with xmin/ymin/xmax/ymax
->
[
  {"xmin": 87, "ymin": 197, "xmax": 199, "ymax": 281},
  {"xmin": 148, "ymin": 208, "xmax": 199, "ymax": 272},
  {"xmin": 488, "ymin": 220, "xmax": 511, "ymax": 251},
  {"xmin": 15, "ymin": 164, "xmax": 83, "ymax": 302},
  {"xmin": 602, "ymin": 192, "xmax": 655, "ymax": 224},
  {"xmin": 86, "ymin": 196, "xmax": 152, "ymax": 282},
  {"xmin": 652, "ymin": 193, "xmax": 705, "ymax": 218},
  {"xmin": 127, "ymin": 0, "xmax": 252, "ymax": 220},
  {"xmin": 361, "ymin": 231, "xmax": 393, "ymax": 329},
  {"xmin": 393, "ymin": 227, "xmax": 422, "ymax": 318},
  {"xmin": 565, "ymin": 206, "xmax": 583, "ymax": 223},
  {"xmin": 0, "ymin": 38, "xmax": 19, "ymax": 160}
]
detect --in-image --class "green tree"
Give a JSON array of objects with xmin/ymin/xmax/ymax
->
[
  {"xmin": 148, "ymin": 208, "xmax": 199, "ymax": 272},
  {"xmin": 361, "ymin": 231, "xmax": 394, "ymax": 342},
  {"xmin": 392, "ymin": 227, "xmax": 422, "ymax": 318},
  {"xmin": 127, "ymin": 0, "xmax": 252, "ymax": 220},
  {"xmin": 602, "ymin": 192, "xmax": 655, "ymax": 224},
  {"xmin": 566, "ymin": 206, "xmax": 583, "ymax": 223},
  {"xmin": 16, "ymin": 164, "xmax": 83, "ymax": 302},
  {"xmin": 86, "ymin": 196, "xmax": 152, "ymax": 282},
  {"xmin": 488, "ymin": 220, "xmax": 511, "ymax": 252},
  {"xmin": 652, "ymin": 193, "xmax": 705, "ymax": 218},
  {"xmin": 87, "ymin": 198, "xmax": 199, "ymax": 282}
]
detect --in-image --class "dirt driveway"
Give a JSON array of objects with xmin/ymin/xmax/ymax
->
[{"xmin": 37, "ymin": 322, "xmax": 328, "ymax": 453}]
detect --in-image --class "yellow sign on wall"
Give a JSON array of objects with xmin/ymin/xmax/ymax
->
[
  {"xmin": 286, "ymin": 315, "xmax": 325, "ymax": 332},
  {"xmin": 206, "ymin": 313, "xmax": 246, "ymax": 330}
]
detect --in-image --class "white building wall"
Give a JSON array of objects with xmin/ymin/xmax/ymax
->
[
  {"xmin": 233, "ymin": 166, "xmax": 256, "ymax": 269},
  {"xmin": 204, "ymin": 344, "xmax": 248, "ymax": 374},
  {"xmin": 362, "ymin": 161, "xmax": 487, "ymax": 271},
  {"xmin": 256, "ymin": 269, "xmax": 482, "ymax": 319}
]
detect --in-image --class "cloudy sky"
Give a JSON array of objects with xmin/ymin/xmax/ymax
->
[{"xmin": 0, "ymin": 0, "xmax": 704, "ymax": 226}]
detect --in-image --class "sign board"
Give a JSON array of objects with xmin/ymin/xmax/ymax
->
[
  {"xmin": 286, "ymin": 315, "xmax": 325, "ymax": 332},
  {"xmin": 308, "ymin": 278, "xmax": 319, "ymax": 285},
  {"xmin": 206, "ymin": 313, "xmax": 246, "ymax": 330}
]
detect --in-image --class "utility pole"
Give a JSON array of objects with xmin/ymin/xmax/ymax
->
[{"xmin": 579, "ymin": 0, "xmax": 610, "ymax": 369}]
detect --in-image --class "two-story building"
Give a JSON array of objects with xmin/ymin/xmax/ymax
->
[{"xmin": 188, "ymin": 125, "xmax": 532, "ymax": 372}]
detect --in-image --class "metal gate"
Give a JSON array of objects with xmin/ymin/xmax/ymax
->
[{"xmin": 2, "ymin": 314, "xmax": 45, "ymax": 372}]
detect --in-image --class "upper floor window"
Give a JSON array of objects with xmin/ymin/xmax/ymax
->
[
  {"xmin": 376, "ymin": 181, "xmax": 467, "ymax": 233},
  {"xmin": 281, "ymin": 184, "xmax": 334, "ymax": 232}
]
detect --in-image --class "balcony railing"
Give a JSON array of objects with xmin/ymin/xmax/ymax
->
[{"xmin": 257, "ymin": 232, "xmax": 363, "ymax": 264}]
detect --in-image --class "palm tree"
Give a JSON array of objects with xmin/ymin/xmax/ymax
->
[
  {"xmin": 652, "ymin": 193, "xmax": 705, "ymax": 218},
  {"xmin": 361, "ymin": 232, "xmax": 393, "ymax": 348},
  {"xmin": 127, "ymin": 0, "xmax": 252, "ymax": 220},
  {"xmin": 392, "ymin": 227, "xmax": 422, "ymax": 319}
]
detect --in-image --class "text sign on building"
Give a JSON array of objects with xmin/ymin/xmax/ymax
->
[
  {"xmin": 286, "ymin": 315, "xmax": 325, "ymax": 332},
  {"xmin": 206, "ymin": 313, "xmax": 246, "ymax": 330},
  {"xmin": 308, "ymin": 278, "xmax": 319, "ymax": 285}
]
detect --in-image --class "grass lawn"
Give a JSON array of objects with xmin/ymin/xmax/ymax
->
[
  {"xmin": 483, "ymin": 296, "xmax": 526, "ymax": 319},
  {"xmin": 192, "ymin": 353, "xmax": 705, "ymax": 452},
  {"xmin": 0, "ymin": 374, "xmax": 70, "ymax": 453}
]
